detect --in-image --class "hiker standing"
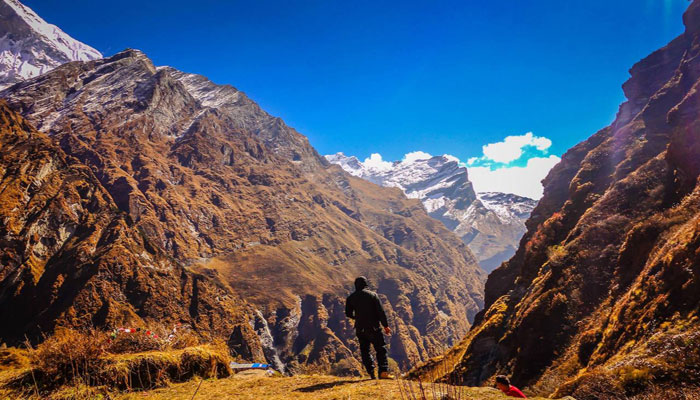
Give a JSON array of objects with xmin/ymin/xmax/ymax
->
[{"xmin": 345, "ymin": 276, "xmax": 392, "ymax": 379}]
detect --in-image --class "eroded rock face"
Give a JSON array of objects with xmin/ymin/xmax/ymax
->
[
  {"xmin": 419, "ymin": 2, "xmax": 700, "ymax": 397},
  {"xmin": 0, "ymin": 49, "xmax": 485, "ymax": 374}
]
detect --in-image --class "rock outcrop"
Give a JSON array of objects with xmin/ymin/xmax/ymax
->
[
  {"xmin": 415, "ymin": 2, "xmax": 700, "ymax": 398},
  {"xmin": 0, "ymin": 48, "xmax": 485, "ymax": 374},
  {"xmin": 326, "ymin": 153, "xmax": 537, "ymax": 272}
]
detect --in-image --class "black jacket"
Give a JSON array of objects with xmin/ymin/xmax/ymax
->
[{"xmin": 345, "ymin": 288, "xmax": 389, "ymax": 331}]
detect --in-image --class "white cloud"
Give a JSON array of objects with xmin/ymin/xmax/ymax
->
[
  {"xmin": 480, "ymin": 132, "xmax": 552, "ymax": 164},
  {"xmin": 402, "ymin": 151, "xmax": 433, "ymax": 163},
  {"xmin": 468, "ymin": 155, "xmax": 561, "ymax": 199},
  {"xmin": 363, "ymin": 153, "xmax": 393, "ymax": 171}
]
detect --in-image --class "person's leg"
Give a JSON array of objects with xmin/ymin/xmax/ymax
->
[
  {"xmin": 371, "ymin": 329, "xmax": 389, "ymax": 374},
  {"xmin": 358, "ymin": 331, "xmax": 375, "ymax": 378}
]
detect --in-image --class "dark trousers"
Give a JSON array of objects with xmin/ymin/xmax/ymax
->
[{"xmin": 356, "ymin": 327, "xmax": 388, "ymax": 374}]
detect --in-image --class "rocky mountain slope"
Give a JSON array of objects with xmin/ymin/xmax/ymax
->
[
  {"xmin": 415, "ymin": 2, "xmax": 700, "ymax": 398},
  {"xmin": 0, "ymin": 46, "xmax": 485, "ymax": 375},
  {"xmin": 326, "ymin": 153, "xmax": 537, "ymax": 272},
  {"xmin": 0, "ymin": 0, "xmax": 101, "ymax": 89},
  {"xmin": 0, "ymin": 101, "xmax": 265, "ymax": 362}
]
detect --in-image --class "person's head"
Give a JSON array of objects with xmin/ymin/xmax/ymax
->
[
  {"xmin": 495, "ymin": 375, "xmax": 511, "ymax": 392},
  {"xmin": 354, "ymin": 276, "xmax": 368, "ymax": 291}
]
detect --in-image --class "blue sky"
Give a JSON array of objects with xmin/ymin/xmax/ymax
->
[{"xmin": 25, "ymin": 0, "xmax": 690, "ymax": 197}]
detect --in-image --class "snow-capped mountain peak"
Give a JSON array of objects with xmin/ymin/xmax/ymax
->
[
  {"xmin": 325, "ymin": 152, "xmax": 366, "ymax": 176},
  {"xmin": 327, "ymin": 152, "xmax": 465, "ymax": 191},
  {"xmin": 326, "ymin": 152, "xmax": 538, "ymax": 272},
  {"xmin": 326, "ymin": 152, "xmax": 475, "ymax": 209},
  {"xmin": 0, "ymin": 0, "xmax": 102, "ymax": 89},
  {"xmin": 477, "ymin": 192, "xmax": 538, "ymax": 222}
]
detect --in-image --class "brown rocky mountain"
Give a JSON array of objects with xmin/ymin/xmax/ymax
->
[
  {"xmin": 414, "ymin": 2, "xmax": 700, "ymax": 398},
  {"xmin": 0, "ymin": 48, "xmax": 485, "ymax": 374},
  {"xmin": 0, "ymin": 101, "xmax": 264, "ymax": 361}
]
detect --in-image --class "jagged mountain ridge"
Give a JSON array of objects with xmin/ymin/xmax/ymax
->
[
  {"xmin": 0, "ymin": 0, "xmax": 101, "ymax": 89},
  {"xmin": 414, "ymin": 2, "xmax": 700, "ymax": 398},
  {"xmin": 326, "ymin": 152, "xmax": 537, "ymax": 272},
  {"xmin": 0, "ymin": 46, "xmax": 486, "ymax": 375},
  {"xmin": 161, "ymin": 67, "xmax": 327, "ymax": 172}
]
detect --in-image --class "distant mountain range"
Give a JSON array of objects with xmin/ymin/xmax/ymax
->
[
  {"xmin": 0, "ymin": 0, "xmax": 101, "ymax": 89},
  {"xmin": 326, "ymin": 152, "xmax": 537, "ymax": 272}
]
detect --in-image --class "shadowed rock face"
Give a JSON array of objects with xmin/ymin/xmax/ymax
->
[
  {"xmin": 416, "ymin": 2, "xmax": 700, "ymax": 397},
  {"xmin": 0, "ymin": 49, "xmax": 485, "ymax": 374}
]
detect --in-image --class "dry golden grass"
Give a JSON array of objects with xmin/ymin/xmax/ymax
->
[
  {"xmin": 0, "ymin": 329, "xmax": 232, "ymax": 399},
  {"xmin": 0, "ymin": 348, "xmax": 31, "ymax": 371},
  {"xmin": 0, "ymin": 359, "xmax": 569, "ymax": 400},
  {"xmin": 111, "ymin": 373, "xmax": 556, "ymax": 400}
]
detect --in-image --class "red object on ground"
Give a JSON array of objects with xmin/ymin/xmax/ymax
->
[{"xmin": 504, "ymin": 385, "xmax": 527, "ymax": 398}]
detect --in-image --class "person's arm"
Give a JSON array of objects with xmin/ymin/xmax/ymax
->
[
  {"xmin": 345, "ymin": 296, "xmax": 355, "ymax": 320},
  {"xmin": 374, "ymin": 294, "xmax": 390, "ymax": 331}
]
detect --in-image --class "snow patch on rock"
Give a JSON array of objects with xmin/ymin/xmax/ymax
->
[{"xmin": 0, "ymin": 0, "xmax": 102, "ymax": 89}]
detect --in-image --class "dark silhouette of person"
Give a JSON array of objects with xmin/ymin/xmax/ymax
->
[
  {"xmin": 345, "ymin": 276, "xmax": 392, "ymax": 379},
  {"xmin": 496, "ymin": 375, "xmax": 527, "ymax": 398}
]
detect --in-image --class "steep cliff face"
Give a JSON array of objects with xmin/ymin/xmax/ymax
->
[
  {"xmin": 326, "ymin": 153, "xmax": 537, "ymax": 272},
  {"xmin": 0, "ymin": 49, "xmax": 485, "ymax": 374},
  {"xmin": 416, "ymin": 2, "xmax": 700, "ymax": 398}
]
